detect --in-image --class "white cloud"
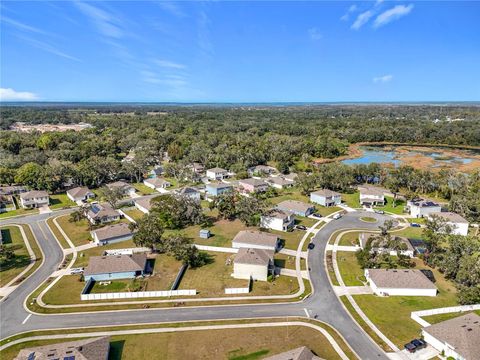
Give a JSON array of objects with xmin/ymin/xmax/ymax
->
[
  {"xmin": 154, "ymin": 59, "xmax": 186, "ymax": 69},
  {"xmin": 0, "ymin": 88, "xmax": 38, "ymax": 101},
  {"xmin": 75, "ymin": 2, "xmax": 123, "ymax": 38},
  {"xmin": 16, "ymin": 35, "xmax": 81, "ymax": 62},
  {"xmin": 351, "ymin": 10, "xmax": 374, "ymax": 30},
  {"xmin": 1, "ymin": 16, "xmax": 51, "ymax": 36},
  {"xmin": 156, "ymin": 1, "xmax": 186, "ymax": 18},
  {"xmin": 373, "ymin": 4, "xmax": 414, "ymax": 28},
  {"xmin": 340, "ymin": 4, "xmax": 358, "ymax": 21},
  {"xmin": 308, "ymin": 27, "xmax": 323, "ymax": 40},
  {"xmin": 373, "ymin": 74, "xmax": 393, "ymax": 83}
]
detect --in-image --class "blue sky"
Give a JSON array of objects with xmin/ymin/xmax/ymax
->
[{"xmin": 1, "ymin": 1, "xmax": 479, "ymax": 102}]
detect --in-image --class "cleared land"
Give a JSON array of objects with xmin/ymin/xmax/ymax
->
[
  {"xmin": 55, "ymin": 215, "xmax": 92, "ymax": 247},
  {"xmin": 336, "ymin": 251, "xmax": 365, "ymax": 286},
  {"xmin": 0, "ymin": 226, "xmax": 31, "ymax": 287},
  {"xmin": 123, "ymin": 208, "xmax": 145, "ymax": 222}
]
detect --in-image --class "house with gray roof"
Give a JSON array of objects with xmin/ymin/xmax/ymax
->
[
  {"xmin": 174, "ymin": 187, "xmax": 201, "ymax": 202},
  {"xmin": 143, "ymin": 177, "xmax": 171, "ymax": 192},
  {"xmin": 238, "ymin": 178, "xmax": 269, "ymax": 194},
  {"xmin": 358, "ymin": 186, "xmax": 385, "ymax": 206},
  {"xmin": 265, "ymin": 346, "xmax": 322, "ymax": 360},
  {"xmin": 91, "ymin": 223, "xmax": 133, "ymax": 246},
  {"xmin": 67, "ymin": 186, "xmax": 95, "ymax": 202},
  {"xmin": 260, "ymin": 210, "xmax": 295, "ymax": 232},
  {"xmin": 426, "ymin": 211, "xmax": 469, "ymax": 236},
  {"xmin": 84, "ymin": 254, "xmax": 147, "ymax": 281},
  {"xmin": 106, "ymin": 181, "xmax": 136, "ymax": 196},
  {"xmin": 19, "ymin": 190, "xmax": 49, "ymax": 209},
  {"xmin": 407, "ymin": 199, "xmax": 442, "ymax": 218},
  {"xmin": 365, "ymin": 268, "xmax": 437, "ymax": 297},
  {"xmin": 134, "ymin": 197, "xmax": 153, "ymax": 214},
  {"xmin": 266, "ymin": 176, "xmax": 295, "ymax": 189},
  {"xmin": 233, "ymin": 248, "xmax": 273, "ymax": 281},
  {"xmin": 86, "ymin": 203, "xmax": 121, "ymax": 224},
  {"xmin": 232, "ymin": 230, "xmax": 280, "ymax": 251},
  {"xmin": 310, "ymin": 189, "xmax": 341, "ymax": 207},
  {"xmin": 276, "ymin": 200, "xmax": 315, "ymax": 217}
]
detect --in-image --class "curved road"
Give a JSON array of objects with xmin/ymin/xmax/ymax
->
[{"xmin": 0, "ymin": 210, "xmax": 391, "ymax": 359}]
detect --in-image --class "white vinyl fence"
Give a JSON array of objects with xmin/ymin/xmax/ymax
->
[
  {"xmin": 411, "ymin": 304, "xmax": 480, "ymax": 327},
  {"xmin": 225, "ymin": 287, "xmax": 250, "ymax": 294},
  {"xmin": 194, "ymin": 244, "xmax": 238, "ymax": 253},
  {"xmin": 81, "ymin": 289, "xmax": 196, "ymax": 301}
]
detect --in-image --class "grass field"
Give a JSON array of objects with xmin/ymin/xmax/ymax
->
[
  {"xmin": 373, "ymin": 196, "xmax": 406, "ymax": 215},
  {"xmin": 56, "ymin": 215, "xmax": 92, "ymax": 247},
  {"xmin": 123, "ymin": 208, "xmax": 145, "ymax": 222},
  {"xmin": 0, "ymin": 324, "xmax": 341, "ymax": 360},
  {"xmin": 268, "ymin": 189, "xmax": 310, "ymax": 204},
  {"xmin": 391, "ymin": 226, "xmax": 424, "ymax": 239},
  {"xmin": 336, "ymin": 251, "xmax": 365, "ymax": 286},
  {"xmin": 0, "ymin": 226, "xmax": 31, "ymax": 287},
  {"xmin": 338, "ymin": 232, "xmax": 361, "ymax": 247},
  {"xmin": 132, "ymin": 182, "xmax": 157, "ymax": 195},
  {"xmin": 314, "ymin": 206, "xmax": 342, "ymax": 217},
  {"xmin": 340, "ymin": 191, "xmax": 361, "ymax": 208},
  {"xmin": 49, "ymin": 194, "xmax": 75, "ymax": 210}
]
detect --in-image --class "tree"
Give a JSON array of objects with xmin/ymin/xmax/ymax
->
[
  {"xmin": 69, "ymin": 210, "xmax": 84, "ymax": 223},
  {"xmin": 98, "ymin": 186, "xmax": 124, "ymax": 209},
  {"xmin": 236, "ymin": 195, "xmax": 267, "ymax": 226},
  {"xmin": 131, "ymin": 214, "xmax": 165, "ymax": 252},
  {"xmin": 296, "ymin": 173, "xmax": 317, "ymax": 195},
  {"xmin": 151, "ymin": 194, "xmax": 205, "ymax": 229},
  {"xmin": 378, "ymin": 219, "xmax": 395, "ymax": 236},
  {"xmin": 0, "ymin": 167, "xmax": 16, "ymax": 185},
  {"xmin": 0, "ymin": 245, "xmax": 15, "ymax": 262},
  {"xmin": 14, "ymin": 162, "xmax": 43, "ymax": 189},
  {"xmin": 212, "ymin": 192, "xmax": 237, "ymax": 221}
]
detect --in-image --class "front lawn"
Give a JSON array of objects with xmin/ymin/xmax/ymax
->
[
  {"xmin": 314, "ymin": 206, "xmax": 342, "ymax": 216},
  {"xmin": 336, "ymin": 251, "xmax": 365, "ymax": 286},
  {"xmin": 270, "ymin": 228, "xmax": 305, "ymax": 250},
  {"xmin": 274, "ymin": 253, "xmax": 297, "ymax": 270},
  {"xmin": 123, "ymin": 208, "xmax": 145, "ymax": 222},
  {"xmin": 55, "ymin": 215, "xmax": 92, "ymax": 247},
  {"xmin": 373, "ymin": 196, "xmax": 406, "ymax": 215},
  {"xmin": 0, "ymin": 197, "xmax": 37, "ymax": 218},
  {"xmin": 0, "ymin": 226, "xmax": 31, "ymax": 287},
  {"xmin": 340, "ymin": 191, "xmax": 360, "ymax": 208},
  {"xmin": 338, "ymin": 232, "xmax": 360, "ymax": 247},
  {"xmin": 49, "ymin": 194, "xmax": 75, "ymax": 210},
  {"xmin": 391, "ymin": 226, "xmax": 424, "ymax": 239},
  {"xmin": 132, "ymin": 182, "xmax": 157, "ymax": 195},
  {"xmin": 269, "ymin": 189, "xmax": 310, "ymax": 205}
]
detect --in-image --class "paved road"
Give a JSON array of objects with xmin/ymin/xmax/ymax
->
[{"xmin": 0, "ymin": 209, "xmax": 391, "ymax": 359}]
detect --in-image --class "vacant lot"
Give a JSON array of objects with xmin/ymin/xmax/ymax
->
[
  {"xmin": 49, "ymin": 194, "xmax": 75, "ymax": 210},
  {"xmin": 374, "ymin": 196, "xmax": 406, "ymax": 215},
  {"xmin": 0, "ymin": 324, "xmax": 341, "ymax": 360},
  {"xmin": 0, "ymin": 226, "xmax": 31, "ymax": 287},
  {"xmin": 132, "ymin": 183, "xmax": 156, "ymax": 195},
  {"xmin": 56, "ymin": 215, "xmax": 92, "ymax": 247},
  {"xmin": 123, "ymin": 208, "xmax": 145, "ymax": 222},
  {"xmin": 340, "ymin": 192, "xmax": 360, "ymax": 208},
  {"xmin": 336, "ymin": 251, "xmax": 365, "ymax": 286},
  {"xmin": 338, "ymin": 232, "xmax": 361, "ymax": 246}
]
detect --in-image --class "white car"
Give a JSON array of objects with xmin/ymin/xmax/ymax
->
[
  {"xmin": 332, "ymin": 213, "xmax": 342, "ymax": 220},
  {"xmin": 70, "ymin": 267, "xmax": 84, "ymax": 275}
]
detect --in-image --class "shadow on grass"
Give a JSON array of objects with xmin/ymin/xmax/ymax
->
[{"xmin": 108, "ymin": 340, "xmax": 125, "ymax": 360}]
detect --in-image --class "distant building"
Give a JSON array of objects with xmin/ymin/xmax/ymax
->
[
  {"xmin": 359, "ymin": 233, "xmax": 415, "ymax": 258},
  {"xmin": 91, "ymin": 223, "xmax": 133, "ymax": 246},
  {"xmin": 310, "ymin": 189, "xmax": 341, "ymax": 207},
  {"xmin": 0, "ymin": 195, "xmax": 15, "ymax": 213},
  {"xmin": 276, "ymin": 200, "xmax": 314, "ymax": 217},
  {"xmin": 106, "ymin": 181, "xmax": 136, "ymax": 196},
  {"xmin": 266, "ymin": 176, "xmax": 295, "ymax": 189},
  {"xmin": 87, "ymin": 203, "xmax": 121, "ymax": 224},
  {"xmin": 261, "ymin": 210, "xmax": 295, "ymax": 232},
  {"xmin": 264, "ymin": 346, "xmax": 322, "ymax": 360},
  {"xmin": 143, "ymin": 177, "xmax": 171, "ymax": 192},
  {"xmin": 19, "ymin": 190, "xmax": 49, "ymax": 209},
  {"xmin": 359, "ymin": 186, "xmax": 385, "ymax": 206},
  {"xmin": 238, "ymin": 178, "xmax": 269, "ymax": 193},
  {"xmin": 233, "ymin": 248, "xmax": 273, "ymax": 281},
  {"xmin": 232, "ymin": 230, "xmax": 280, "ymax": 252},
  {"xmin": 247, "ymin": 165, "xmax": 277, "ymax": 177},
  {"xmin": 407, "ymin": 199, "xmax": 442, "ymax": 218},
  {"xmin": 189, "ymin": 162, "xmax": 205, "ymax": 174},
  {"xmin": 15, "ymin": 336, "xmax": 110, "ymax": 360},
  {"xmin": 67, "ymin": 186, "xmax": 95, "ymax": 202},
  {"xmin": 0, "ymin": 186, "xmax": 27, "ymax": 196},
  {"xmin": 426, "ymin": 211, "xmax": 469, "ymax": 236},
  {"xmin": 205, "ymin": 183, "xmax": 233, "ymax": 197},
  {"xmin": 206, "ymin": 167, "xmax": 229, "ymax": 180},
  {"xmin": 84, "ymin": 254, "xmax": 147, "ymax": 281},
  {"xmin": 149, "ymin": 165, "xmax": 164, "ymax": 178},
  {"xmin": 422, "ymin": 313, "xmax": 480, "ymax": 360},
  {"xmin": 365, "ymin": 268, "xmax": 437, "ymax": 297},
  {"xmin": 174, "ymin": 187, "xmax": 201, "ymax": 202}
]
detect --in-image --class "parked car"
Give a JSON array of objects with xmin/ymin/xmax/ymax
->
[
  {"xmin": 374, "ymin": 210, "xmax": 384, "ymax": 214},
  {"xmin": 296, "ymin": 225, "xmax": 307, "ymax": 230},
  {"xmin": 332, "ymin": 213, "xmax": 342, "ymax": 220},
  {"xmin": 404, "ymin": 339, "xmax": 427, "ymax": 353},
  {"xmin": 404, "ymin": 342, "xmax": 416, "ymax": 353},
  {"xmin": 70, "ymin": 267, "xmax": 84, "ymax": 275},
  {"xmin": 410, "ymin": 223, "xmax": 421, "ymax": 227},
  {"xmin": 307, "ymin": 243, "xmax": 315, "ymax": 250},
  {"xmin": 311, "ymin": 213, "xmax": 322, "ymax": 219}
]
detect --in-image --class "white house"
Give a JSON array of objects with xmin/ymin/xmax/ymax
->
[
  {"xmin": 260, "ymin": 210, "xmax": 295, "ymax": 232},
  {"xmin": 134, "ymin": 198, "xmax": 152, "ymax": 214},
  {"xmin": 106, "ymin": 181, "xmax": 136, "ymax": 196},
  {"xmin": 276, "ymin": 200, "xmax": 315, "ymax": 217},
  {"xmin": 174, "ymin": 187, "xmax": 201, "ymax": 202},
  {"xmin": 359, "ymin": 186, "xmax": 385, "ymax": 206},
  {"xmin": 422, "ymin": 313, "xmax": 480, "ymax": 360},
  {"xmin": 359, "ymin": 233, "xmax": 415, "ymax": 258},
  {"xmin": 266, "ymin": 176, "xmax": 295, "ymax": 190},
  {"xmin": 426, "ymin": 212, "xmax": 469, "ymax": 236},
  {"xmin": 86, "ymin": 203, "xmax": 121, "ymax": 224},
  {"xmin": 91, "ymin": 223, "xmax": 133, "ymax": 246},
  {"xmin": 310, "ymin": 189, "xmax": 342, "ymax": 207},
  {"xmin": 206, "ymin": 167, "xmax": 229, "ymax": 180},
  {"xmin": 67, "ymin": 187, "xmax": 95, "ymax": 202},
  {"xmin": 233, "ymin": 248, "xmax": 273, "ymax": 281},
  {"xmin": 232, "ymin": 230, "xmax": 280, "ymax": 252},
  {"xmin": 408, "ymin": 199, "xmax": 442, "ymax": 218},
  {"xmin": 365, "ymin": 268, "xmax": 437, "ymax": 297},
  {"xmin": 143, "ymin": 177, "xmax": 171, "ymax": 192},
  {"xmin": 19, "ymin": 190, "xmax": 49, "ymax": 209}
]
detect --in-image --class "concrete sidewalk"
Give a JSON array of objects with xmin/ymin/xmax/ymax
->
[{"xmin": 333, "ymin": 286, "xmax": 372, "ymax": 296}]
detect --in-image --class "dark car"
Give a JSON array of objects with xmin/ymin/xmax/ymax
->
[
  {"xmin": 411, "ymin": 339, "xmax": 427, "ymax": 350},
  {"xmin": 404, "ymin": 342, "xmax": 417, "ymax": 353},
  {"xmin": 410, "ymin": 223, "xmax": 421, "ymax": 227},
  {"xmin": 296, "ymin": 225, "xmax": 307, "ymax": 230},
  {"xmin": 307, "ymin": 243, "xmax": 315, "ymax": 250},
  {"xmin": 311, "ymin": 213, "xmax": 322, "ymax": 219}
]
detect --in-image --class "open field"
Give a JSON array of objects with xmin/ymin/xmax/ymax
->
[
  {"xmin": 56, "ymin": 215, "xmax": 92, "ymax": 247},
  {"xmin": 132, "ymin": 182, "xmax": 157, "ymax": 195},
  {"xmin": 338, "ymin": 232, "xmax": 360, "ymax": 247},
  {"xmin": 391, "ymin": 226, "xmax": 423, "ymax": 239},
  {"xmin": 49, "ymin": 193, "xmax": 75, "ymax": 210},
  {"xmin": 123, "ymin": 208, "xmax": 145, "ymax": 222},
  {"xmin": 336, "ymin": 251, "xmax": 365, "ymax": 286},
  {"xmin": 0, "ymin": 323, "xmax": 342, "ymax": 360},
  {"xmin": 0, "ymin": 226, "xmax": 31, "ymax": 287},
  {"xmin": 340, "ymin": 192, "xmax": 360, "ymax": 208},
  {"xmin": 373, "ymin": 196, "xmax": 406, "ymax": 215}
]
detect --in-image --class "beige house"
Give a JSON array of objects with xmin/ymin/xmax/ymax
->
[
  {"xmin": 233, "ymin": 248, "xmax": 273, "ymax": 281},
  {"xmin": 19, "ymin": 190, "xmax": 49, "ymax": 209},
  {"xmin": 143, "ymin": 177, "xmax": 171, "ymax": 192},
  {"xmin": 365, "ymin": 268, "xmax": 437, "ymax": 297},
  {"xmin": 106, "ymin": 181, "xmax": 136, "ymax": 196},
  {"xmin": 232, "ymin": 230, "xmax": 280, "ymax": 251}
]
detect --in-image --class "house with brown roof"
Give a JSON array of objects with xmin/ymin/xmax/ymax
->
[
  {"xmin": 143, "ymin": 177, "xmax": 171, "ymax": 192},
  {"xmin": 91, "ymin": 223, "xmax": 133, "ymax": 246},
  {"xmin": 86, "ymin": 203, "xmax": 121, "ymax": 224},
  {"xmin": 422, "ymin": 313, "xmax": 480, "ymax": 360},
  {"xmin": 232, "ymin": 230, "xmax": 280, "ymax": 251},
  {"xmin": 233, "ymin": 248, "xmax": 273, "ymax": 281},
  {"xmin": 84, "ymin": 253, "xmax": 147, "ymax": 281},
  {"xmin": 264, "ymin": 346, "xmax": 322, "ymax": 360},
  {"xmin": 310, "ymin": 189, "xmax": 341, "ymax": 207},
  {"xmin": 276, "ymin": 200, "xmax": 315, "ymax": 217},
  {"xmin": 365, "ymin": 268, "xmax": 437, "ymax": 297},
  {"xmin": 15, "ymin": 336, "xmax": 110, "ymax": 360},
  {"xmin": 359, "ymin": 233, "xmax": 415, "ymax": 258},
  {"xmin": 19, "ymin": 190, "xmax": 49, "ymax": 209},
  {"xmin": 260, "ymin": 210, "xmax": 295, "ymax": 232},
  {"xmin": 426, "ymin": 211, "xmax": 469, "ymax": 236},
  {"xmin": 67, "ymin": 186, "xmax": 95, "ymax": 202}
]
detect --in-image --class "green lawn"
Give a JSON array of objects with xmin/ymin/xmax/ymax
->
[
  {"xmin": 336, "ymin": 251, "xmax": 365, "ymax": 286},
  {"xmin": 0, "ymin": 197, "xmax": 38, "ymax": 219},
  {"xmin": 359, "ymin": 216, "xmax": 377, "ymax": 223},
  {"xmin": 269, "ymin": 189, "xmax": 310, "ymax": 205},
  {"xmin": 338, "ymin": 232, "xmax": 361, "ymax": 247},
  {"xmin": 314, "ymin": 206, "xmax": 342, "ymax": 216},
  {"xmin": 49, "ymin": 194, "xmax": 75, "ymax": 210},
  {"xmin": 132, "ymin": 182, "xmax": 157, "ymax": 195},
  {"xmin": 46, "ymin": 217, "xmax": 70, "ymax": 249},
  {"xmin": 295, "ymin": 217, "xmax": 317, "ymax": 228},
  {"xmin": 0, "ymin": 226, "xmax": 31, "ymax": 287},
  {"xmin": 340, "ymin": 192, "xmax": 361, "ymax": 208},
  {"xmin": 56, "ymin": 215, "xmax": 92, "ymax": 247},
  {"xmin": 123, "ymin": 208, "xmax": 145, "ymax": 222},
  {"xmin": 373, "ymin": 196, "xmax": 406, "ymax": 215},
  {"xmin": 270, "ymin": 229, "xmax": 305, "ymax": 250},
  {"xmin": 391, "ymin": 226, "xmax": 424, "ymax": 239},
  {"xmin": 423, "ymin": 310, "xmax": 480, "ymax": 325},
  {"xmin": 91, "ymin": 279, "xmax": 130, "ymax": 293},
  {"xmin": 274, "ymin": 253, "xmax": 297, "ymax": 270}
]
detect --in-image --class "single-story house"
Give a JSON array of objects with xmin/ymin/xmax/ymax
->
[
  {"xmin": 422, "ymin": 313, "xmax": 480, "ymax": 360},
  {"xmin": 365, "ymin": 268, "xmax": 437, "ymax": 297},
  {"xmin": 143, "ymin": 177, "xmax": 171, "ymax": 192},
  {"xmin": 84, "ymin": 253, "xmax": 147, "ymax": 281},
  {"xmin": 67, "ymin": 186, "xmax": 95, "ymax": 202},
  {"xmin": 238, "ymin": 178, "xmax": 269, "ymax": 193},
  {"xmin": 359, "ymin": 186, "xmax": 385, "ymax": 206},
  {"xmin": 260, "ymin": 210, "xmax": 295, "ymax": 232},
  {"xmin": 232, "ymin": 230, "xmax": 280, "ymax": 251},
  {"xmin": 149, "ymin": 165, "xmax": 164, "ymax": 178},
  {"xmin": 233, "ymin": 247, "xmax": 273, "ymax": 281},
  {"xmin": 0, "ymin": 195, "xmax": 15, "ymax": 213},
  {"xmin": 19, "ymin": 190, "xmax": 49, "ymax": 209},
  {"xmin": 283, "ymin": 173, "xmax": 298, "ymax": 182},
  {"xmin": 264, "ymin": 346, "xmax": 321, "ymax": 360},
  {"xmin": 310, "ymin": 189, "xmax": 342, "ymax": 207},
  {"xmin": 408, "ymin": 199, "xmax": 442, "ymax": 218},
  {"xmin": 206, "ymin": 183, "xmax": 233, "ymax": 197},
  {"xmin": 266, "ymin": 176, "xmax": 295, "ymax": 189},
  {"xmin": 15, "ymin": 336, "xmax": 110, "ymax": 360},
  {"xmin": 134, "ymin": 198, "xmax": 152, "ymax": 214},
  {"xmin": 247, "ymin": 165, "xmax": 277, "ymax": 177},
  {"xmin": 190, "ymin": 162, "xmax": 205, "ymax": 174},
  {"xmin": 206, "ymin": 167, "xmax": 229, "ymax": 180},
  {"xmin": 426, "ymin": 211, "xmax": 469, "ymax": 236},
  {"xmin": 276, "ymin": 200, "xmax": 315, "ymax": 217},
  {"xmin": 87, "ymin": 203, "xmax": 121, "ymax": 224},
  {"xmin": 359, "ymin": 233, "xmax": 415, "ymax": 257},
  {"xmin": 0, "ymin": 185, "xmax": 27, "ymax": 195},
  {"xmin": 106, "ymin": 181, "xmax": 136, "ymax": 196},
  {"xmin": 91, "ymin": 223, "xmax": 133, "ymax": 246},
  {"xmin": 174, "ymin": 187, "xmax": 201, "ymax": 202}
]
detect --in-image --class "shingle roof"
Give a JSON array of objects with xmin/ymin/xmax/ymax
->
[
  {"xmin": 264, "ymin": 209, "xmax": 293, "ymax": 220},
  {"xmin": 264, "ymin": 346, "xmax": 322, "ymax": 360},
  {"xmin": 175, "ymin": 187, "xmax": 199, "ymax": 195},
  {"xmin": 367, "ymin": 269, "xmax": 437, "ymax": 290},
  {"xmin": 19, "ymin": 190, "xmax": 48, "ymax": 199},
  {"xmin": 277, "ymin": 200, "xmax": 314, "ymax": 214},
  {"xmin": 144, "ymin": 177, "xmax": 170, "ymax": 187},
  {"xmin": 311, "ymin": 189, "xmax": 341, "ymax": 198},
  {"xmin": 67, "ymin": 186, "xmax": 92, "ymax": 199},
  {"xmin": 87, "ymin": 203, "xmax": 119, "ymax": 220},
  {"xmin": 207, "ymin": 167, "xmax": 228, "ymax": 173},
  {"xmin": 84, "ymin": 254, "xmax": 147, "ymax": 276},
  {"xmin": 239, "ymin": 178, "xmax": 268, "ymax": 187},
  {"xmin": 135, "ymin": 197, "xmax": 152, "ymax": 211},
  {"xmin": 358, "ymin": 186, "xmax": 384, "ymax": 197},
  {"xmin": 15, "ymin": 336, "xmax": 110, "ymax": 360},
  {"xmin": 106, "ymin": 181, "xmax": 131, "ymax": 190},
  {"xmin": 428, "ymin": 212, "xmax": 469, "ymax": 224},
  {"xmin": 207, "ymin": 183, "xmax": 233, "ymax": 189},
  {"xmin": 234, "ymin": 248, "xmax": 273, "ymax": 266},
  {"xmin": 409, "ymin": 199, "xmax": 440, "ymax": 208},
  {"xmin": 92, "ymin": 223, "xmax": 132, "ymax": 241},
  {"xmin": 423, "ymin": 313, "xmax": 480, "ymax": 360},
  {"xmin": 266, "ymin": 177, "xmax": 292, "ymax": 186},
  {"xmin": 233, "ymin": 230, "xmax": 279, "ymax": 247}
]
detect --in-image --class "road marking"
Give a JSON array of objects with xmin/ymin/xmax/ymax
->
[
  {"xmin": 303, "ymin": 308, "xmax": 310, "ymax": 318},
  {"xmin": 22, "ymin": 314, "xmax": 32, "ymax": 325}
]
